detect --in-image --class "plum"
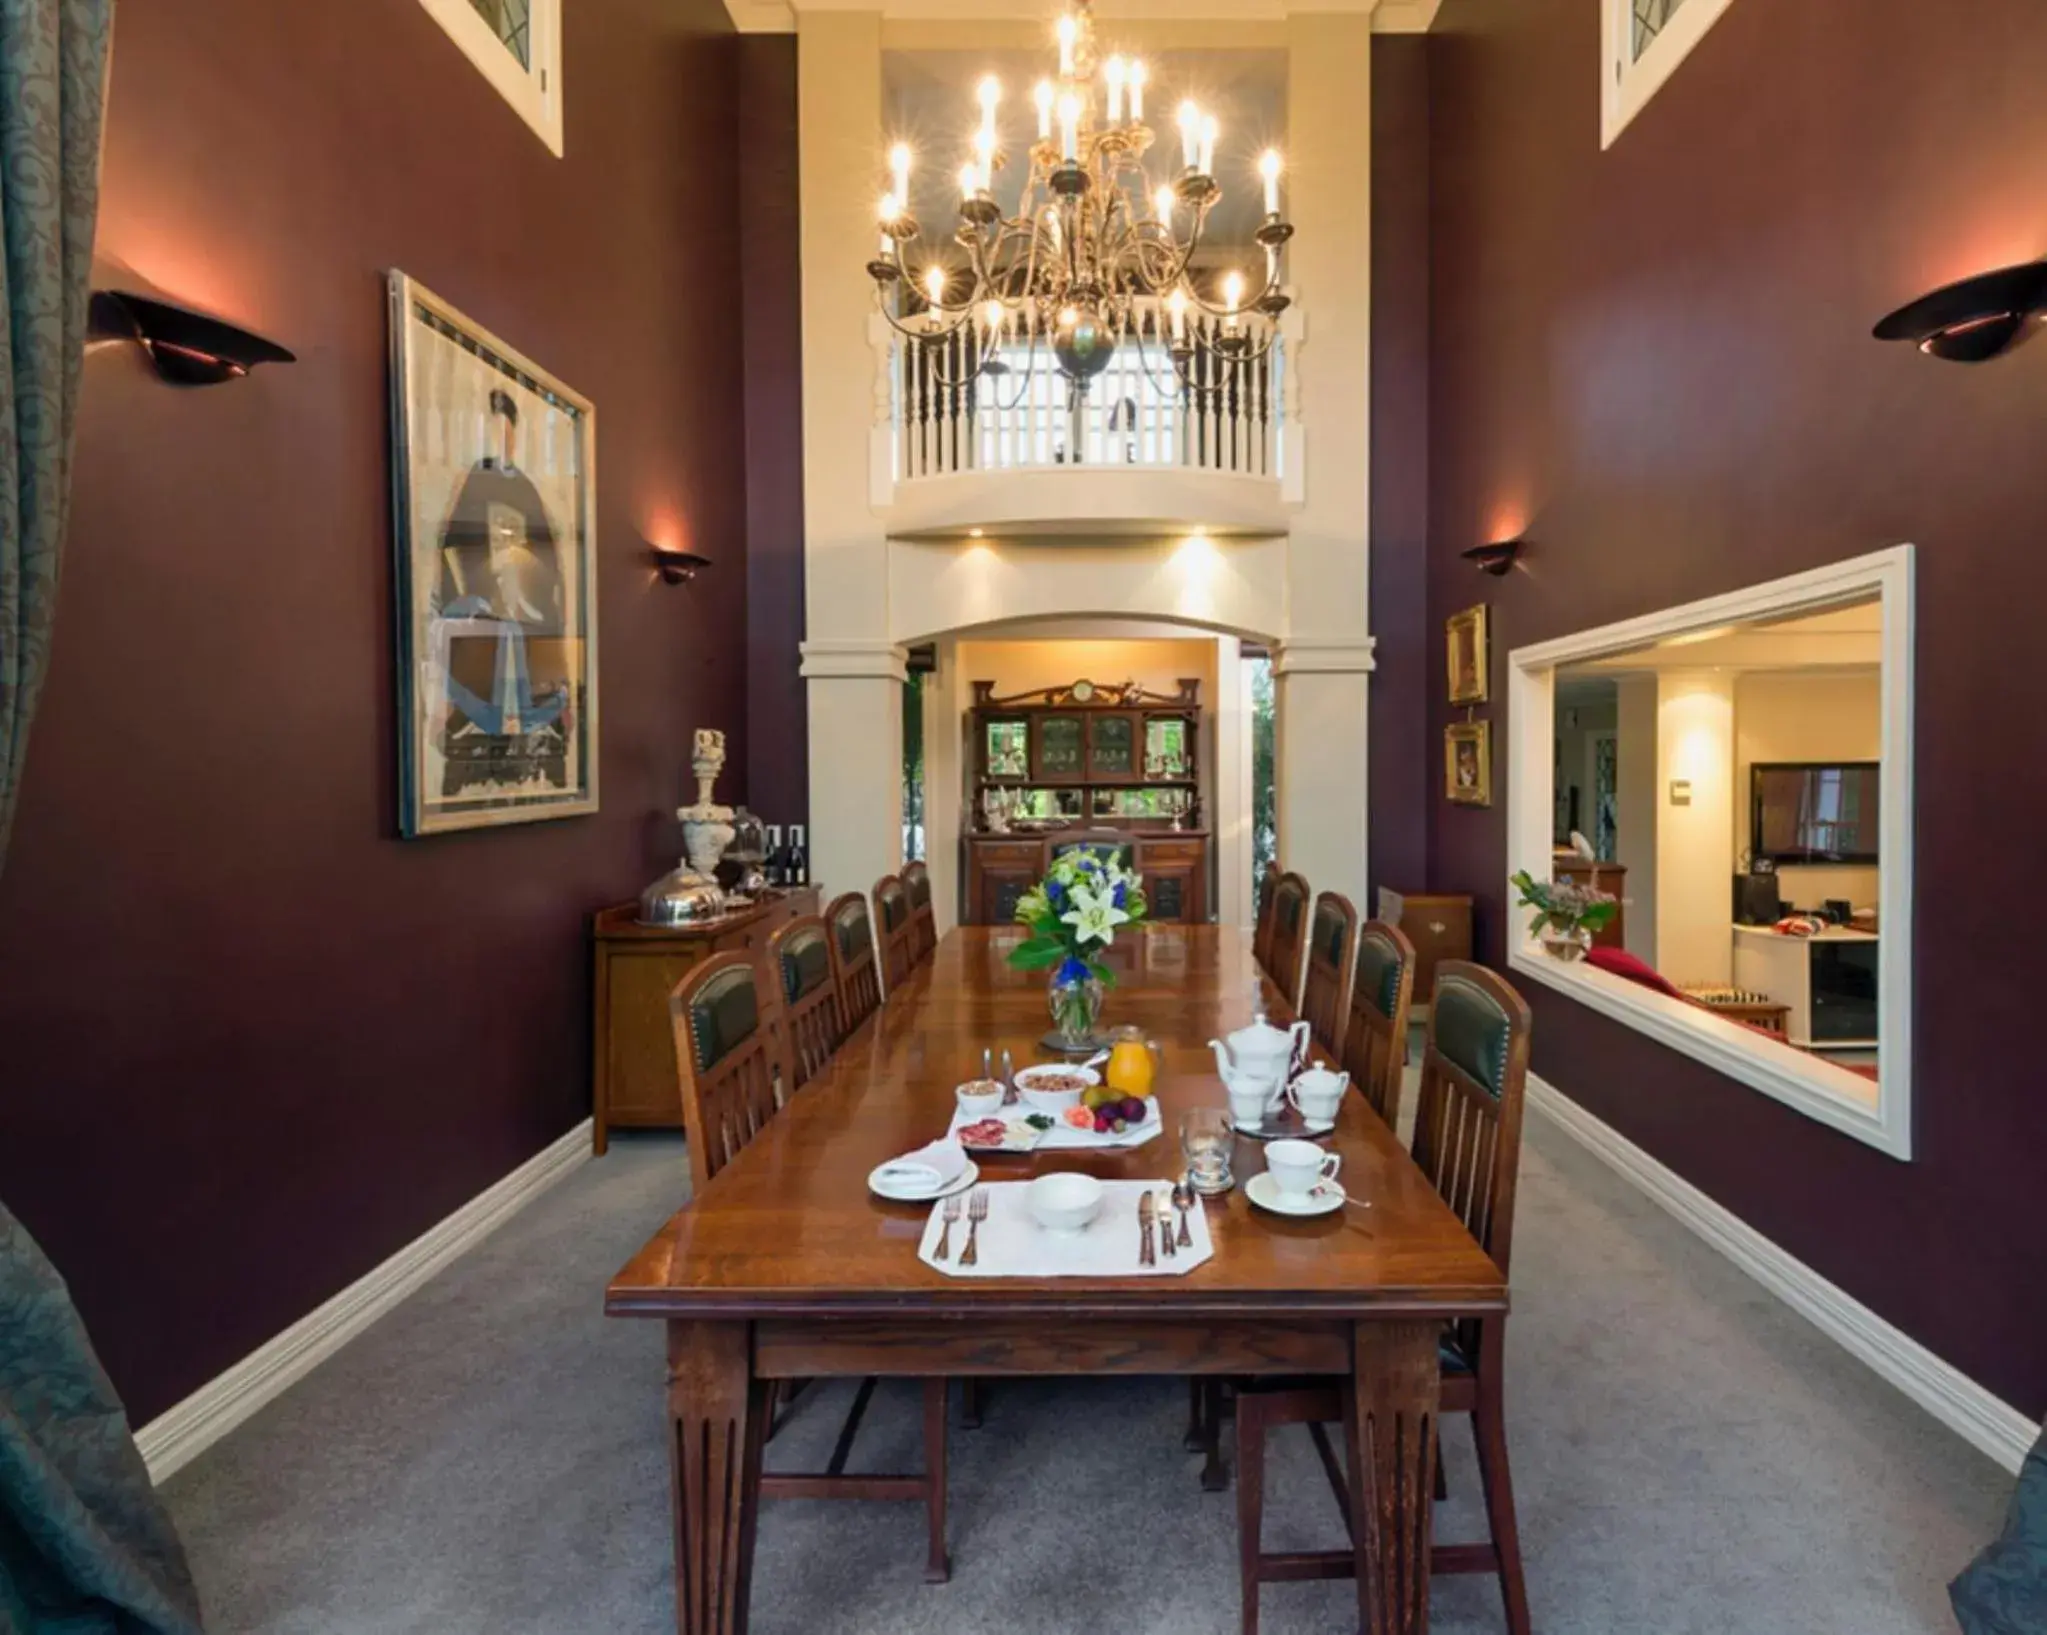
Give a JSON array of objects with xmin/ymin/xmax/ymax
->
[{"xmin": 1120, "ymin": 1098, "xmax": 1146, "ymax": 1123}]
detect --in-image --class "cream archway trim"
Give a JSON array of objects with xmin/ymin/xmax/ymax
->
[{"xmin": 799, "ymin": 638, "xmax": 910, "ymax": 681}]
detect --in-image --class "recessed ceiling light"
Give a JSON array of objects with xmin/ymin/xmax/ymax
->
[{"xmin": 968, "ymin": 528, "xmax": 984, "ymax": 537}]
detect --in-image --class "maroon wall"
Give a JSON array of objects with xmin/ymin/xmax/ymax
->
[
  {"xmin": 1427, "ymin": 0, "xmax": 2047, "ymax": 1413},
  {"xmin": 739, "ymin": 34, "xmax": 809, "ymax": 834},
  {"xmin": 0, "ymin": 0, "xmax": 749, "ymax": 1422},
  {"xmin": 1369, "ymin": 37, "xmax": 1433, "ymax": 900}
]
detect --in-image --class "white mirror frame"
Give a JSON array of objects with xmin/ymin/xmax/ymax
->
[
  {"xmin": 419, "ymin": 0, "xmax": 564, "ymax": 158},
  {"xmin": 1602, "ymin": 0, "xmax": 1739, "ymax": 149},
  {"xmin": 1505, "ymin": 545, "xmax": 1915, "ymax": 1160}
]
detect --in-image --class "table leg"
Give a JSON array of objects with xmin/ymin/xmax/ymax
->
[
  {"xmin": 1344, "ymin": 1321, "xmax": 1440, "ymax": 1635},
  {"xmin": 667, "ymin": 1321, "xmax": 764, "ymax": 1635}
]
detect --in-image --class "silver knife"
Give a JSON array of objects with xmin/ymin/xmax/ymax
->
[{"xmin": 1138, "ymin": 1191, "xmax": 1155, "ymax": 1267}]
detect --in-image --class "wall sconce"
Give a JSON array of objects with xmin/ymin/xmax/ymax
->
[
  {"xmin": 650, "ymin": 544, "xmax": 711, "ymax": 585},
  {"xmin": 1463, "ymin": 539, "xmax": 1524, "ymax": 576},
  {"xmin": 1873, "ymin": 261, "xmax": 2047, "ymax": 363},
  {"xmin": 89, "ymin": 290, "xmax": 295, "ymax": 385}
]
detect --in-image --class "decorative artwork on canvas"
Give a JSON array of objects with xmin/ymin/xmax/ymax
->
[
  {"xmin": 387, "ymin": 273, "xmax": 597, "ymax": 836},
  {"xmin": 1446, "ymin": 603, "xmax": 1489, "ymax": 705},
  {"xmin": 1446, "ymin": 719, "xmax": 1492, "ymax": 807}
]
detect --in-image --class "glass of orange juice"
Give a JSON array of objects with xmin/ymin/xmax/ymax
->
[{"xmin": 1104, "ymin": 1024, "xmax": 1162, "ymax": 1099}]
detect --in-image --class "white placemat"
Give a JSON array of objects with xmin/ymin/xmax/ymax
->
[
  {"xmin": 945, "ymin": 1099, "xmax": 1163, "ymax": 1151},
  {"xmin": 918, "ymin": 1180, "xmax": 1214, "ymax": 1278}
]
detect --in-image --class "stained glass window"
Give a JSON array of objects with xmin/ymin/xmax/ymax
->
[
  {"xmin": 466, "ymin": 0, "xmax": 532, "ymax": 69},
  {"xmin": 1631, "ymin": 0, "xmax": 1690, "ymax": 63}
]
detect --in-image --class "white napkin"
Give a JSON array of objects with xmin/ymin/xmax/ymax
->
[{"xmin": 873, "ymin": 1139, "xmax": 969, "ymax": 1192}]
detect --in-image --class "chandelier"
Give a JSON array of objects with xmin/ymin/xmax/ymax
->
[{"xmin": 868, "ymin": 0, "xmax": 1294, "ymax": 400}]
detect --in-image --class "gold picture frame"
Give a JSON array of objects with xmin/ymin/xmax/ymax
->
[
  {"xmin": 1446, "ymin": 603, "xmax": 1489, "ymax": 705},
  {"xmin": 1445, "ymin": 719, "xmax": 1492, "ymax": 807}
]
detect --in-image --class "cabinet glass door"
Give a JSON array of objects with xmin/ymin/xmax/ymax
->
[
  {"xmin": 1088, "ymin": 713, "xmax": 1138, "ymax": 778},
  {"xmin": 1145, "ymin": 715, "xmax": 1190, "ymax": 778},
  {"xmin": 984, "ymin": 718, "xmax": 1028, "ymax": 777},
  {"xmin": 1034, "ymin": 713, "xmax": 1085, "ymax": 780}
]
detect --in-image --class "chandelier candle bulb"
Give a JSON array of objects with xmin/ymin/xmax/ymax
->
[
  {"xmin": 1153, "ymin": 183, "xmax": 1174, "ymax": 222},
  {"xmin": 1199, "ymin": 115, "xmax": 1219, "ymax": 178},
  {"xmin": 973, "ymin": 127, "xmax": 995, "ymax": 192},
  {"xmin": 1260, "ymin": 149, "xmax": 1282, "ymax": 216},
  {"xmin": 877, "ymin": 192, "xmax": 898, "ymax": 256},
  {"xmin": 1178, "ymin": 100, "xmax": 1201, "ymax": 170},
  {"xmin": 889, "ymin": 142, "xmax": 912, "ymax": 203},
  {"xmin": 959, "ymin": 161, "xmax": 979, "ymax": 202},
  {"xmin": 1058, "ymin": 91, "xmax": 1080, "ymax": 162},
  {"xmin": 1057, "ymin": 13, "xmax": 1076, "ymax": 77},
  {"xmin": 1223, "ymin": 270, "xmax": 1244, "ymax": 320},
  {"xmin": 1034, "ymin": 78, "xmax": 1055, "ymax": 139},
  {"xmin": 1168, "ymin": 286, "xmax": 1188, "ymax": 342},
  {"xmin": 1104, "ymin": 56, "xmax": 1126, "ymax": 122},
  {"xmin": 925, "ymin": 265, "xmax": 947, "ymax": 309},
  {"xmin": 1129, "ymin": 59, "xmax": 1146, "ymax": 121}
]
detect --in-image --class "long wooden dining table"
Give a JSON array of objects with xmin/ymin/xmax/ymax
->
[{"xmin": 606, "ymin": 923, "xmax": 1507, "ymax": 1635}]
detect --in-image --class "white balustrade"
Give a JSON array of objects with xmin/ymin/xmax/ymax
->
[{"xmin": 885, "ymin": 298, "xmax": 1286, "ymax": 486}]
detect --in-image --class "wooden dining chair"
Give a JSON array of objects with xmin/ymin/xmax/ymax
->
[
  {"xmin": 1263, "ymin": 871, "xmax": 1312, "ymax": 1011},
  {"xmin": 1251, "ymin": 863, "xmax": 1281, "ymax": 973},
  {"xmin": 873, "ymin": 874, "xmax": 918, "ymax": 995},
  {"xmin": 1228, "ymin": 961, "xmax": 1533, "ymax": 1635},
  {"xmin": 1340, "ymin": 919, "xmax": 1417, "ymax": 1130},
  {"xmin": 826, "ymin": 891, "xmax": 884, "ymax": 1033},
  {"xmin": 1299, "ymin": 891, "xmax": 1359, "ymax": 1058},
  {"xmin": 768, "ymin": 914, "xmax": 844, "ymax": 1094},
  {"xmin": 902, "ymin": 859, "xmax": 938, "ymax": 965},
  {"xmin": 668, "ymin": 952, "xmax": 953, "ymax": 1583}
]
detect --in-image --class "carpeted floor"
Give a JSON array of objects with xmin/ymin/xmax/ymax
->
[{"xmin": 162, "ymin": 1115, "xmax": 2007, "ymax": 1634}]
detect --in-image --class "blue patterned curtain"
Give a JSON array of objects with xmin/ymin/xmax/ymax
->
[
  {"xmin": 0, "ymin": 6, "xmax": 202, "ymax": 1633},
  {"xmin": 0, "ymin": 0, "xmax": 107, "ymax": 871}
]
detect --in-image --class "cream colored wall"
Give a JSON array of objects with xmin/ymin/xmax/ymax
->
[
  {"xmin": 1614, "ymin": 675, "xmax": 1659, "ymax": 967},
  {"xmin": 1735, "ymin": 669, "xmax": 1882, "ymax": 911},
  {"xmin": 1655, "ymin": 670, "xmax": 1736, "ymax": 987}
]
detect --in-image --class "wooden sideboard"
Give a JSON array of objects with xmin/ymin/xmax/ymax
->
[
  {"xmin": 1375, "ymin": 888, "xmax": 1474, "ymax": 1006},
  {"xmin": 590, "ymin": 888, "xmax": 820, "ymax": 1153},
  {"xmin": 964, "ymin": 831, "xmax": 1209, "ymax": 927}
]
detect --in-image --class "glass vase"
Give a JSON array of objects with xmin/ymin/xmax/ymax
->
[
  {"xmin": 1540, "ymin": 925, "xmax": 1592, "ymax": 961},
  {"xmin": 1047, "ymin": 966, "xmax": 1105, "ymax": 1052}
]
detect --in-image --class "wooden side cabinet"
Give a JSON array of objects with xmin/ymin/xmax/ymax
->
[
  {"xmin": 1139, "ymin": 837, "xmax": 1207, "ymax": 925},
  {"xmin": 590, "ymin": 888, "xmax": 818, "ymax": 1153},
  {"xmin": 964, "ymin": 833, "xmax": 1211, "ymax": 926},
  {"xmin": 1376, "ymin": 889, "xmax": 1474, "ymax": 1006}
]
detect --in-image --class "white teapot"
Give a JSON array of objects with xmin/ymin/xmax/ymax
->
[
  {"xmin": 1209, "ymin": 1011, "xmax": 1311, "ymax": 1116},
  {"xmin": 1289, "ymin": 1061, "xmax": 1350, "ymax": 1124}
]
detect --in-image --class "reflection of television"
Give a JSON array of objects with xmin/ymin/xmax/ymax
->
[{"xmin": 1750, "ymin": 762, "xmax": 1880, "ymax": 865}]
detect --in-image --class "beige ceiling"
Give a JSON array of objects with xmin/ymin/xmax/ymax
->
[
  {"xmin": 1566, "ymin": 598, "xmax": 1885, "ymax": 680},
  {"xmin": 727, "ymin": 1, "xmax": 1440, "ymax": 29}
]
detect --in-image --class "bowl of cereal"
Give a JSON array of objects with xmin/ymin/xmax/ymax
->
[{"xmin": 1013, "ymin": 1063, "xmax": 1100, "ymax": 1114}]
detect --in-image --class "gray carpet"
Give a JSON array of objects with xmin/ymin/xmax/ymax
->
[{"xmin": 162, "ymin": 1116, "xmax": 2008, "ymax": 1634}]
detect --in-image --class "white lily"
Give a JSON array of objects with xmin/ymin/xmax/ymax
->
[{"xmin": 1062, "ymin": 891, "xmax": 1131, "ymax": 946}]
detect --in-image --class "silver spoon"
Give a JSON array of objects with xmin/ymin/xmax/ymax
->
[{"xmin": 1170, "ymin": 1174, "xmax": 1195, "ymax": 1248}]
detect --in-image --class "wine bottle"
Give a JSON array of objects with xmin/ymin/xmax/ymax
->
[
  {"xmin": 789, "ymin": 824, "xmax": 809, "ymax": 887},
  {"xmin": 763, "ymin": 825, "xmax": 785, "ymax": 888}
]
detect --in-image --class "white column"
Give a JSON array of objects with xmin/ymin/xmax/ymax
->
[
  {"xmin": 1614, "ymin": 675, "xmax": 1660, "ymax": 966},
  {"xmin": 1654, "ymin": 669, "xmax": 1736, "ymax": 987},
  {"xmin": 921, "ymin": 639, "xmax": 964, "ymax": 935},
  {"xmin": 802, "ymin": 642, "xmax": 906, "ymax": 902},
  {"xmin": 1213, "ymin": 636, "xmax": 1252, "ymax": 929},
  {"xmin": 797, "ymin": 11, "xmax": 897, "ymax": 904},
  {"xmin": 1276, "ymin": 12, "xmax": 1374, "ymax": 913}
]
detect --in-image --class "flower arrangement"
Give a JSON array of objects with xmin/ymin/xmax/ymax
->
[
  {"xmin": 1009, "ymin": 849, "xmax": 1149, "ymax": 1043},
  {"xmin": 1510, "ymin": 868, "xmax": 1618, "ymax": 959}
]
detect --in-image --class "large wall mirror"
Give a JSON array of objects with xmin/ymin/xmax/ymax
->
[{"xmin": 1506, "ymin": 547, "xmax": 1914, "ymax": 1158}]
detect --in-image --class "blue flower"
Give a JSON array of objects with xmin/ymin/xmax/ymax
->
[
  {"xmin": 1055, "ymin": 955, "xmax": 1090, "ymax": 985},
  {"xmin": 1047, "ymin": 878, "xmax": 1066, "ymax": 909},
  {"xmin": 1112, "ymin": 880, "xmax": 1127, "ymax": 909}
]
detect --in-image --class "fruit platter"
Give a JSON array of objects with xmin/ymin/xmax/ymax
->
[{"xmin": 946, "ymin": 1081, "xmax": 1162, "ymax": 1152}]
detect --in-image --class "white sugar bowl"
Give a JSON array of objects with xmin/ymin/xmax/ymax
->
[{"xmin": 1026, "ymin": 1172, "xmax": 1104, "ymax": 1235}]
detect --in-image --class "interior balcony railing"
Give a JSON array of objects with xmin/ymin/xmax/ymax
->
[{"xmin": 893, "ymin": 302, "xmax": 1285, "ymax": 481}]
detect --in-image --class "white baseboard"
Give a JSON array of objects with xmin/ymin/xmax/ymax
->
[
  {"xmin": 137, "ymin": 1120, "xmax": 593, "ymax": 1484},
  {"xmin": 1527, "ymin": 1075, "xmax": 2037, "ymax": 1476}
]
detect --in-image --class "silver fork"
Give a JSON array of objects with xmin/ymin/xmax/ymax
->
[
  {"xmin": 960, "ymin": 1188, "xmax": 989, "ymax": 1267},
  {"xmin": 936, "ymin": 1191, "xmax": 964, "ymax": 1260}
]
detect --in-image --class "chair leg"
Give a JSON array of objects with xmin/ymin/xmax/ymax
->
[
  {"xmin": 1472, "ymin": 1341, "xmax": 1530, "ymax": 1635},
  {"xmin": 961, "ymin": 1377, "xmax": 984, "ymax": 1430},
  {"xmin": 1235, "ymin": 1395, "xmax": 1267, "ymax": 1635},
  {"xmin": 1200, "ymin": 1380, "xmax": 1230, "ymax": 1493},
  {"xmin": 1433, "ymin": 1440, "xmax": 1449, "ymax": 1502},
  {"xmin": 1185, "ymin": 1377, "xmax": 1208, "ymax": 1451},
  {"xmin": 922, "ymin": 1378, "xmax": 950, "ymax": 1584}
]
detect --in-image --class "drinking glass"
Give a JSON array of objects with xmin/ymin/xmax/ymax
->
[{"xmin": 1180, "ymin": 1106, "xmax": 1236, "ymax": 1195}]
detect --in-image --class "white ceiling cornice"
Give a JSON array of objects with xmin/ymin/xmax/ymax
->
[{"xmin": 725, "ymin": 0, "xmax": 1439, "ymax": 29}]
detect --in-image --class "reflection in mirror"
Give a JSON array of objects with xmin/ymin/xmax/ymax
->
[{"xmin": 1546, "ymin": 594, "xmax": 1884, "ymax": 1096}]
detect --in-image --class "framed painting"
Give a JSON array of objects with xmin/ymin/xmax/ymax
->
[
  {"xmin": 387, "ymin": 272, "xmax": 598, "ymax": 836},
  {"xmin": 1446, "ymin": 719, "xmax": 1492, "ymax": 807},
  {"xmin": 1446, "ymin": 603, "xmax": 1489, "ymax": 705}
]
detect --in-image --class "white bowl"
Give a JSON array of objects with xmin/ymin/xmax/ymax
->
[
  {"xmin": 954, "ymin": 1080, "xmax": 1006, "ymax": 1117},
  {"xmin": 1027, "ymin": 1172, "xmax": 1105, "ymax": 1235},
  {"xmin": 1013, "ymin": 1063, "xmax": 1100, "ymax": 1114}
]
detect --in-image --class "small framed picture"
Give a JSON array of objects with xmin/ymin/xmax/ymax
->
[
  {"xmin": 1446, "ymin": 604, "xmax": 1489, "ymax": 705},
  {"xmin": 1446, "ymin": 720, "xmax": 1492, "ymax": 807}
]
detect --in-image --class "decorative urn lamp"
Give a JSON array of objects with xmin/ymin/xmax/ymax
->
[{"xmin": 637, "ymin": 729, "xmax": 737, "ymax": 926}]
